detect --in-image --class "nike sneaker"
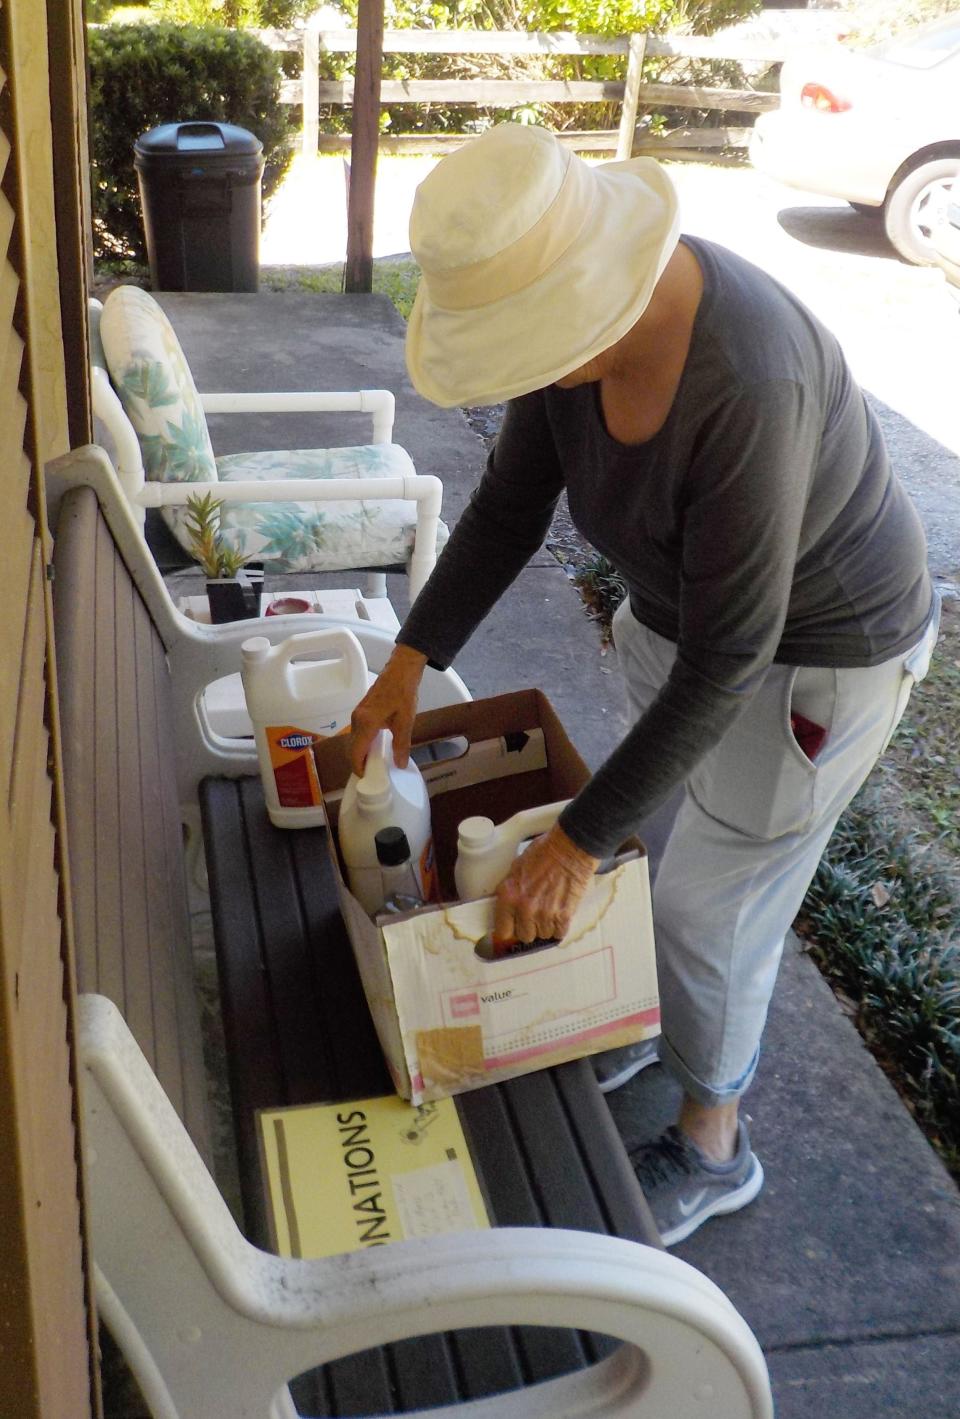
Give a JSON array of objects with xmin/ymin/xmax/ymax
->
[
  {"xmin": 631, "ymin": 1120, "xmax": 764, "ymax": 1246},
  {"xmin": 592, "ymin": 1037, "xmax": 661, "ymax": 1094}
]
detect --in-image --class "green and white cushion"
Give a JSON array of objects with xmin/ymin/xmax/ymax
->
[
  {"xmin": 99, "ymin": 285, "xmax": 217, "ymax": 486},
  {"xmin": 99, "ymin": 285, "xmax": 447, "ymax": 573},
  {"xmin": 213, "ymin": 445, "xmax": 449, "ymax": 573}
]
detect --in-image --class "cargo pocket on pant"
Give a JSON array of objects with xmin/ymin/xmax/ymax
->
[{"xmin": 688, "ymin": 665, "xmax": 835, "ymax": 841}]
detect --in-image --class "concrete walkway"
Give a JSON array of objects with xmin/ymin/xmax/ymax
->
[{"xmin": 159, "ymin": 288, "xmax": 960, "ymax": 1418}]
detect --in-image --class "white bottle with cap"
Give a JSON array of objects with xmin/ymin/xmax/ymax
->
[
  {"xmin": 338, "ymin": 729, "xmax": 435, "ymax": 915},
  {"xmin": 454, "ymin": 799, "xmax": 571, "ymax": 901},
  {"xmin": 241, "ymin": 627, "xmax": 370, "ymax": 829}
]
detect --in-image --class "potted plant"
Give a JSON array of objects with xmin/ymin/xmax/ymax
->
[{"xmin": 183, "ymin": 492, "xmax": 264, "ymax": 624}]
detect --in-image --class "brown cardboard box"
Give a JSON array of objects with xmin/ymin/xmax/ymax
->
[{"xmin": 314, "ymin": 690, "xmax": 660, "ymax": 1104}]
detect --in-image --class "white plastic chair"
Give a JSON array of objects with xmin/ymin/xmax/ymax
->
[
  {"xmin": 80, "ymin": 992, "xmax": 774, "ymax": 1419},
  {"xmin": 88, "ymin": 290, "xmax": 445, "ymax": 604},
  {"xmin": 45, "ymin": 444, "xmax": 470, "ymax": 868}
]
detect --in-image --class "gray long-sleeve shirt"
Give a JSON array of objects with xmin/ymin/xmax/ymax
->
[{"xmin": 399, "ymin": 237, "xmax": 932, "ymax": 858}]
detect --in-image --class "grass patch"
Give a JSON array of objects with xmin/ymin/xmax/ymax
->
[
  {"xmin": 260, "ymin": 260, "xmax": 421, "ymax": 319},
  {"xmin": 798, "ymin": 793, "xmax": 960, "ymax": 1179},
  {"xmin": 874, "ymin": 605, "xmax": 960, "ymax": 854},
  {"xmin": 797, "ymin": 600, "xmax": 960, "ymax": 1179}
]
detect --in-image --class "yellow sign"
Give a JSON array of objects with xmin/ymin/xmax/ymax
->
[{"xmin": 259, "ymin": 1094, "xmax": 490, "ymax": 1259}]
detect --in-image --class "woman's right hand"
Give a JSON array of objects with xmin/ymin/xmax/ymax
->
[{"xmin": 350, "ymin": 644, "xmax": 428, "ymax": 776}]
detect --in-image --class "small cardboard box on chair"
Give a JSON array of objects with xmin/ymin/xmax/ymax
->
[{"xmin": 314, "ymin": 690, "xmax": 660, "ymax": 1104}]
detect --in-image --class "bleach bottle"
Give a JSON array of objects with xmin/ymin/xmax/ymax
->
[
  {"xmin": 454, "ymin": 799, "xmax": 571, "ymax": 900},
  {"xmin": 241, "ymin": 627, "xmax": 370, "ymax": 829},
  {"xmin": 338, "ymin": 729, "xmax": 436, "ymax": 916}
]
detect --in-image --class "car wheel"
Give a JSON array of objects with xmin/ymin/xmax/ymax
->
[{"xmin": 884, "ymin": 155, "xmax": 960, "ymax": 265}]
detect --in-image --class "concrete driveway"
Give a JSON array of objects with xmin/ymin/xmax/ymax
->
[{"xmin": 262, "ymin": 153, "xmax": 960, "ymax": 578}]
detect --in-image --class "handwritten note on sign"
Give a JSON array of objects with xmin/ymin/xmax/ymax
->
[{"xmin": 259, "ymin": 1093, "xmax": 489, "ymax": 1259}]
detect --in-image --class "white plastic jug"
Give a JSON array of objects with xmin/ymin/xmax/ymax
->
[
  {"xmin": 454, "ymin": 799, "xmax": 571, "ymax": 900},
  {"xmin": 241, "ymin": 627, "xmax": 370, "ymax": 829},
  {"xmin": 338, "ymin": 729, "xmax": 436, "ymax": 916}
]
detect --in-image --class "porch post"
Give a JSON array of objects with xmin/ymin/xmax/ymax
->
[{"xmin": 344, "ymin": 0, "xmax": 384, "ymax": 293}]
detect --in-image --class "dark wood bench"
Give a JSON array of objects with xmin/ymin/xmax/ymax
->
[
  {"xmin": 54, "ymin": 484, "xmax": 212, "ymax": 1167},
  {"xmin": 54, "ymin": 478, "xmax": 661, "ymax": 1417},
  {"xmin": 202, "ymin": 775, "xmax": 661, "ymax": 1414}
]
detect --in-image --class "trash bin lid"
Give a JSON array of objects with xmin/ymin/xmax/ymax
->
[{"xmin": 135, "ymin": 121, "xmax": 263, "ymax": 160}]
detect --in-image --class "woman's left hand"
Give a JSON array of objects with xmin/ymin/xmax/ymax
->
[{"xmin": 493, "ymin": 824, "xmax": 600, "ymax": 947}]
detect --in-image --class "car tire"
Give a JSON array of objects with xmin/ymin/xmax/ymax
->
[{"xmin": 884, "ymin": 155, "xmax": 960, "ymax": 265}]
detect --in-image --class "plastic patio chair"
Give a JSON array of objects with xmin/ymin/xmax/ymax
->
[
  {"xmin": 45, "ymin": 444, "xmax": 471, "ymax": 880},
  {"xmin": 89, "ymin": 285, "xmax": 447, "ymax": 604},
  {"xmin": 80, "ymin": 991, "xmax": 775, "ymax": 1419}
]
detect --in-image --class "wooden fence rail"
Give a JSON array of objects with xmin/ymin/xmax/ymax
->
[{"xmin": 255, "ymin": 23, "xmax": 790, "ymax": 161}]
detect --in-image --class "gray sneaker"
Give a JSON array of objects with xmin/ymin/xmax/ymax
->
[
  {"xmin": 592, "ymin": 1038, "xmax": 660, "ymax": 1093},
  {"xmin": 631, "ymin": 1121, "xmax": 764, "ymax": 1247}
]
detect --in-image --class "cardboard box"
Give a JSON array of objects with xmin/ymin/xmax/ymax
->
[{"xmin": 314, "ymin": 690, "xmax": 660, "ymax": 1104}]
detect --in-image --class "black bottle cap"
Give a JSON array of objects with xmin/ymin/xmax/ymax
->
[{"xmin": 375, "ymin": 826, "xmax": 411, "ymax": 866}]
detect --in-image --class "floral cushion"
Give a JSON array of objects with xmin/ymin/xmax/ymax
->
[
  {"xmin": 163, "ymin": 445, "xmax": 450, "ymax": 574},
  {"xmin": 99, "ymin": 286, "xmax": 218, "ymax": 484},
  {"xmin": 99, "ymin": 285, "xmax": 447, "ymax": 575}
]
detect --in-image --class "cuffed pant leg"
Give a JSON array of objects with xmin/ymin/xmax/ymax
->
[
  {"xmin": 613, "ymin": 598, "xmax": 935, "ymax": 1107},
  {"xmin": 652, "ymin": 791, "xmax": 845, "ymax": 1106}
]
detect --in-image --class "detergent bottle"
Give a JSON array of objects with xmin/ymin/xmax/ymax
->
[
  {"xmin": 454, "ymin": 799, "xmax": 571, "ymax": 900},
  {"xmin": 338, "ymin": 729, "xmax": 435, "ymax": 916},
  {"xmin": 241, "ymin": 627, "xmax": 370, "ymax": 829}
]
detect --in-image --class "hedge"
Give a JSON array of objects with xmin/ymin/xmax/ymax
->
[{"xmin": 88, "ymin": 22, "xmax": 293, "ymax": 265}]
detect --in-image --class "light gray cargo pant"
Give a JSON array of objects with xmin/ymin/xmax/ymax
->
[{"xmin": 613, "ymin": 597, "xmax": 939, "ymax": 1109}]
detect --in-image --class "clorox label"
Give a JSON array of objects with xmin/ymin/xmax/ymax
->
[
  {"xmin": 278, "ymin": 732, "xmax": 318, "ymax": 751},
  {"xmin": 266, "ymin": 723, "xmax": 323, "ymax": 809}
]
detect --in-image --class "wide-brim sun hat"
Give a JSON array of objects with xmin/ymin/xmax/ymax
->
[{"xmin": 405, "ymin": 124, "xmax": 681, "ymax": 408}]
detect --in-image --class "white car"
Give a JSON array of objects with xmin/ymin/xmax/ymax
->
[
  {"xmin": 750, "ymin": 17, "xmax": 960, "ymax": 266},
  {"xmin": 931, "ymin": 177, "xmax": 960, "ymax": 289}
]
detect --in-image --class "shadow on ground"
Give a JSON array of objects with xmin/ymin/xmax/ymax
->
[{"xmin": 776, "ymin": 203, "xmax": 900, "ymax": 260}]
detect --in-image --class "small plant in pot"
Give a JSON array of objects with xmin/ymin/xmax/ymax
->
[{"xmin": 183, "ymin": 492, "xmax": 264, "ymax": 624}]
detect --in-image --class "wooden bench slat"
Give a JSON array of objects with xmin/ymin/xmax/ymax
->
[
  {"xmin": 552, "ymin": 1059, "xmax": 657, "ymax": 1244},
  {"xmin": 200, "ymin": 780, "xmax": 288, "ymax": 1244},
  {"xmin": 392, "ymin": 1334, "xmax": 461, "ymax": 1408},
  {"xmin": 53, "ymin": 491, "xmax": 99, "ymax": 990},
  {"xmin": 290, "ymin": 826, "xmax": 395, "ymax": 1101},
  {"xmin": 501, "ymin": 1071, "xmax": 611, "ymax": 1232},
  {"xmin": 473, "ymin": 1075, "xmax": 599, "ymax": 1377},
  {"xmin": 92, "ymin": 508, "xmax": 127, "ymax": 1012},
  {"xmin": 238, "ymin": 777, "xmax": 353, "ymax": 1104},
  {"xmin": 145, "ymin": 588, "xmax": 212, "ymax": 1154},
  {"xmin": 302, "ymin": 1336, "xmax": 466, "ymax": 1416},
  {"xmin": 114, "ymin": 537, "xmax": 159, "ymax": 1073},
  {"xmin": 326, "ymin": 1350, "xmax": 396, "ymax": 1416},
  {"xmin": 55, "ymin": 486, "xmax": 212, "ymax": 1166},
  {"xmin": 447, "ymin": 1327, "xmax": 524, "ymax": 1403}
]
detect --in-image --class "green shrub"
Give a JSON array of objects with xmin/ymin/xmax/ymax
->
[
  {"xmin": 88, "ymin": 23, "xmax": 294, "ymax": 264},
  {"xmin": 147, "ymin": 0, "xmax": 317, "ymax": 26},
  {"xmin": 331, "ymin": 0, "xmax": 762, "ymax": 138}
]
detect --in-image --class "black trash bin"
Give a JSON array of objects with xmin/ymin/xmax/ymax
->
[{"xmin": 135, "ymin": 121, "xmax": 264, "ymax": 292}]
